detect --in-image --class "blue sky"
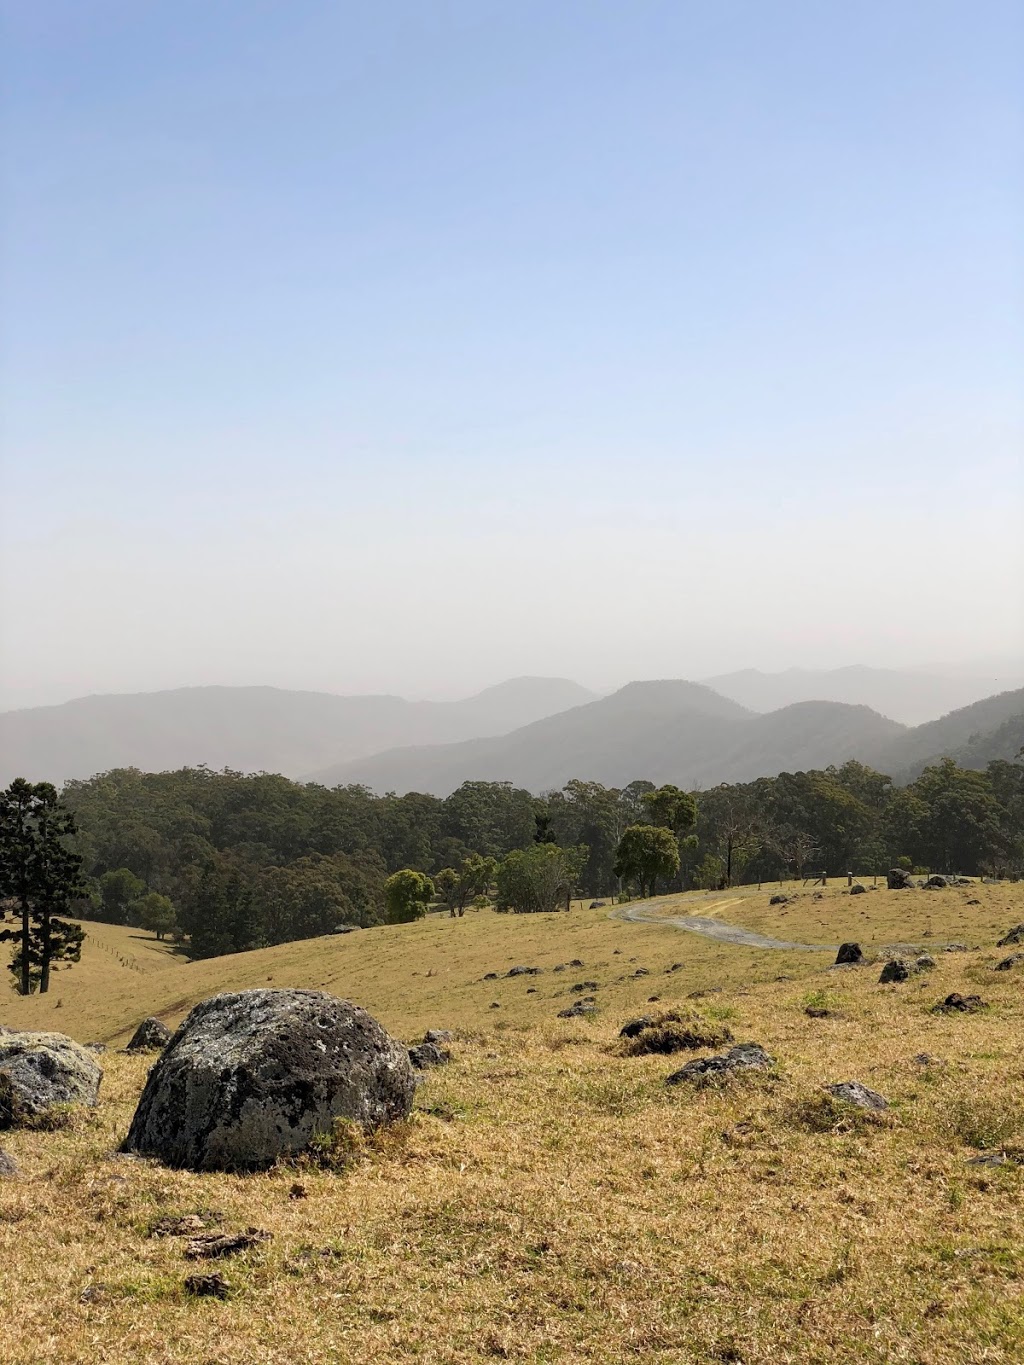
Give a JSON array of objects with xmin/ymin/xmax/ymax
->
[{"xmin": 2, "ymin": 1, "xmax": 1022, "ymax": 707}]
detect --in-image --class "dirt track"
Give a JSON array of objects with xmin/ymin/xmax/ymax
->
[{"xmin": 611, "ymin": 895, "xmax": 840, "ymax": 951}]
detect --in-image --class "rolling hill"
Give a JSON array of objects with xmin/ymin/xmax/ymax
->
[
  {"xmin": 861, "ymin": 687, "xmax": 1024, "ymax": 780},
  {"xmin": 307, "ymin": 681, "xmax": 909, "ymax": 795},
  {"xmin": 0, "ymin": 677, "xmax": 597, "ymax": 786}
]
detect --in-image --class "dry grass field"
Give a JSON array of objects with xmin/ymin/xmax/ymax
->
[{"xmin": 1, "ymin": 881, "xmax": 1023, "ymax": 1363}]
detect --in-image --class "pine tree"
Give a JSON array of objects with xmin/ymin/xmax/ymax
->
[{"xmin": 0, "ymin": 780, "xmax": 88, "ymax": 994}]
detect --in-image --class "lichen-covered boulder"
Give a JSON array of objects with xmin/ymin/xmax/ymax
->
[
  {"xmin": 121, "ymin": 989, "xmax": 414, "ymax": 1171},
  {"xmin": 125, "ymin": 1017, "xmax": 172, "ymax": 1052},
  {"xmin": 0, "ymin": 1030, "xmax": 102, "ymax": 1126}
]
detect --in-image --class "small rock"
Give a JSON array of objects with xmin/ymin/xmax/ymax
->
[
  {"xmin": 633, "ymin": 967, "xmax": 651, "ymax": 977},
  {"xmin": 483, "ymin": 973, "xmax": 498, "ymax": 981},
  {"xmin": 835, "ymin": 942, "xmax": 863, "ymax": 965},
  {"xmin": 506, "ymin": 965, "xmax": 541, "ymax": 977},
  {"xmin": 824, "ymin": 1081, "xmax": 888, "ymax": 1111},
  {"xmin": 589, "ymin": 901, "xmax": 606, "ymax": 909},
  {"xmin": 997, "ymin": 924, "xmax": 1024, "ymax": 947},
  {"xmin": 849, "ymin": 884, "xmax": 867, "ymax": 895},
  {"xmin": 83, "ymin": 1043, "xmax": 107, "ymax": 1054},
  {"xmin": 805, "ymin": 1006, "xmax": 832, "ymax": 1019},
  {"xmin": 933, "ymin": 992, "xmax": 988, "ymax": 1014},
  {"xmin": 184, "ymin": 1228, "xmax": 271, "ymax": 1260},
  {"xmin": 124, "ymin": 1017, "xmax": 172, "ymax": 1053},
  {"xmin": 570, "ymin": 981, "xmax": 599, "ymax": 993},
  {"xmin": 687, "ymin": 987, "xmax": 723, "ymax": 999},
  {"xmin": 289, "ymin": 1182, "xmax": 307, "ymax": 1199},
  {"xmin": 424, "ymin": 1029, "xmax": 453, "ymax": 1045},
  {"xmin": 913, "ymin": 1053, "xmax": 939, "ymax": 1066},
  {"xmin": 557, "ymin": 1002, "xmax": 596, "ymax": 1019},
  {"xmin": 647, "ymin": 995, "xmax": 661, "ymax": 1002},
  {"xmin": 915, "ymin": 955, "xmax": 937, "ymax": 971},
  {"xmin": 79, "ymin": 1284, "xmax": 109, "ymax": 1304},
  {"xmin": 489, "ymin": 1002, "xmax": 501, "ymax": 1010},
  {"xmin": 666, "ymin": 963, "xmax": 683, "ymax": 973},
  {"xmin": 769, "ymin": 894, "xmax": 788, "ymax": 905},
  {"xmin": 408, "ymin": 1042, "xmax": 449, "ymax": 1070},
  {"xmin": 569, "ymin": 959, "xmax": 584, "ymax": 967},
  {"xmin": 879, "ymin": 959, "xmax": 910, "ymax": 984},
  {"xmin": 994, "ymin": 953, "xmax": 1024, "ymax": 972},
  {"xmin": 966, "ymin": 1153, "xmax": 1009, "ymax": 1167},
  {"xmin": 150, "ymin": 1213, "xmax": 212, "ymax": 1238},
  {"xmin": 618, "ymin": 1016, "xmax": 654, "ymax": 1039},
  {"xmin": 184, "ymin": 1272, "xmax": 230, "ymax": 1299},
  {"xmin": 924, "ymin": 875, "xmax": 948, "ymax": 890},
  {"xmin": 0, "ymin": 1148, "xmax": 20, "ymax": 1178},
  {"xmin": 944, "ymin": 943, "xmax": 968, "ymax": 952},
  {"xmin": 666, "ymin": 1043, "xmax": 772, "ymax": 1085}
]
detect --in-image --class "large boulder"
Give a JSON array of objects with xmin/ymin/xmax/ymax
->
[
  {"xmin": 125, "ymin": 1017, "xmax": 172, "ymax": 1053},
  {"xmin": 0, "ymin": 1030, "xmax": 102, "ymax": 1126},
  {"xmin": 121, "ymin": 989, "xmax": 415, "ymax": 1171},
  {"xmin": 887, "ymin": 868, "xmax": 915, "ymax": 890}
]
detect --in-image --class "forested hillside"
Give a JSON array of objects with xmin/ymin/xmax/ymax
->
[{"xmin": 61, "ymin": 754, "xmax": 1024, "ymax": 960}]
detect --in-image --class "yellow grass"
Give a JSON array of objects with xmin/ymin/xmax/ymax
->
[{"xmin": 1, "ymin": 882, "xmax": 1023, "ymax": 1362}]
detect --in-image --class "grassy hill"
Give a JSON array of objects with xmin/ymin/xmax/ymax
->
[{"xmin": 2, "ymin": 884, "xmax": 1024, "ymax": 1362}]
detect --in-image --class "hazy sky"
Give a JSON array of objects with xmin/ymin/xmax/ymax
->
[{"xmin": 2, "ymin": 1, "xmax": 1022, "ymax": 710}]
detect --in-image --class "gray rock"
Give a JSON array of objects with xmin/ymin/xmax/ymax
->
[
  {"xmin": 124, "ymin": 1017, "xmax": 172, "ymax": 1053},
  {"xmin": 507, "ymin": 965, "xmax": 542, "ymax": 977},
  {"xmin": 849, "ymin": 884, "xmax": 867, "ymax": 895},
  {"xmin": 994, "ymin": 953, "xmax": 1024, "ymax": 972},
  {"xmin": 932, "ymin": 992, "xmax": 988, "ymax": 1014},
  {"xmin": 944, "ymin": 943, "xmax": 968, "ymax": 952},
  {"xmin": 825, "ymin": 1081, "xmax": 889, "ymax": 1111},
  {"xmin": 0, "ymin": 1148, "xmax": 20, "ymax": 1177},
  {"xmin": 666, "ymin": 1043, "xmax": 772, "ymax": 1085},
  {"xmin": 557, "ymin": 1001, "xmax": 596, "ymax": 1019},
  {"xmin": 915, "ymin": 955, "xmax": 937, "ymax": 971},
  {"xmin": 589, "ymin": 901, "xmax": 606, "ymax": 909},
  {"xmin": 879, "ymin": 959, "xmax": 910, "ymax": 984},
  {"xmin": 769, "ymin": 894, "xmax": 789, "ymax": 905},
  {"xmin": 84, "ymin": 1043, "xmax": 107, "ymax": 1053},
  {"xmin": 997, "ymin": 924, "xmax": 1024, "ymax": 947},
  {"xmin": 835, "ymin": 942, "xmax": 863, "ymax": 965},
  {"xmin": 483, "ymin": 972, "xmax": 498, "ymax": 980},
  {"xmin": 887, "ymin": 868, "xmax": 915, "ymax": 890},
  {"xmin": 408, "ymin": 1041, "xmax": 449, "ymax": 1070},
  {"xmin": 618, "ymin": 1016, "xmax": 655, "ymax": 1039},
  {"xmin": 424, "ymin": 1029, "xmax": 453, "ymax": 1045},
  {"xmin": 0, "ymin": 1030, "xmax": 102, "ymax": 1124},
  {"xmin": 120, "ymin": 989, "xmax": 414, "ymax": 1171},
  {"xmin": 924, "ymin": 875, "xmax": 948, "ymax": 890}
]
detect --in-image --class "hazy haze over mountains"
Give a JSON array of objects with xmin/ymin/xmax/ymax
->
[{"xmin": 4, "ymin": 665, "xmax": 1022, "ymax": 795}]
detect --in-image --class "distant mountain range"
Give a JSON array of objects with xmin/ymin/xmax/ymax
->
[
  {"xmin": 0, "ymin": 677, "xmax": 597, "ymax": 787},
  {"xmin": 312, "ymin": 683, "xmax": 1024, "ymax": 796},
  {"xmin": 2, "ymin": 667, "xmax": 1021, "ymax": 795},
  {"xmin": 702, "ymin": 664, "xmax": 1024, "ymax": 726}
]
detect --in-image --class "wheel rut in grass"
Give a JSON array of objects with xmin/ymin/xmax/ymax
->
[{"xmin": 611, "ymin": 897, "xmax": 840, "ymax": 952}]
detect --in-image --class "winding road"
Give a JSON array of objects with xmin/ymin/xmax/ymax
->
[{"xmin": 611, "ymin": 896, "xmax": 840, "ymax": 952}]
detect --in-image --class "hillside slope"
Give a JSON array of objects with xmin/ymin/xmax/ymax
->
[
  {"xmin": 863, "ymin": 687, "xmax": 1024, "ymax": 780},
  {"xmin": 0, "ymin": 677, "xmax": 596, "ymax": 786},
  {"xmin": 312, "ymin": 682, "xmax": 906, "ymax": 795}
]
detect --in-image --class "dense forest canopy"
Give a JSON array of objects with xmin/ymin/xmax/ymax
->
[{"xmin": 51, "ymin": 755, "xmax": 1024, "ymax": 960}]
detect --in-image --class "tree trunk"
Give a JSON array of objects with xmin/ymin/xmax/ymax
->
[
  {"xmin": 39, "ymin": 908, "xmax": 51, "ymax": 994},
  {"xmin": 18, "ymin": 895, "xmax": 30, "ymax": 996}
]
